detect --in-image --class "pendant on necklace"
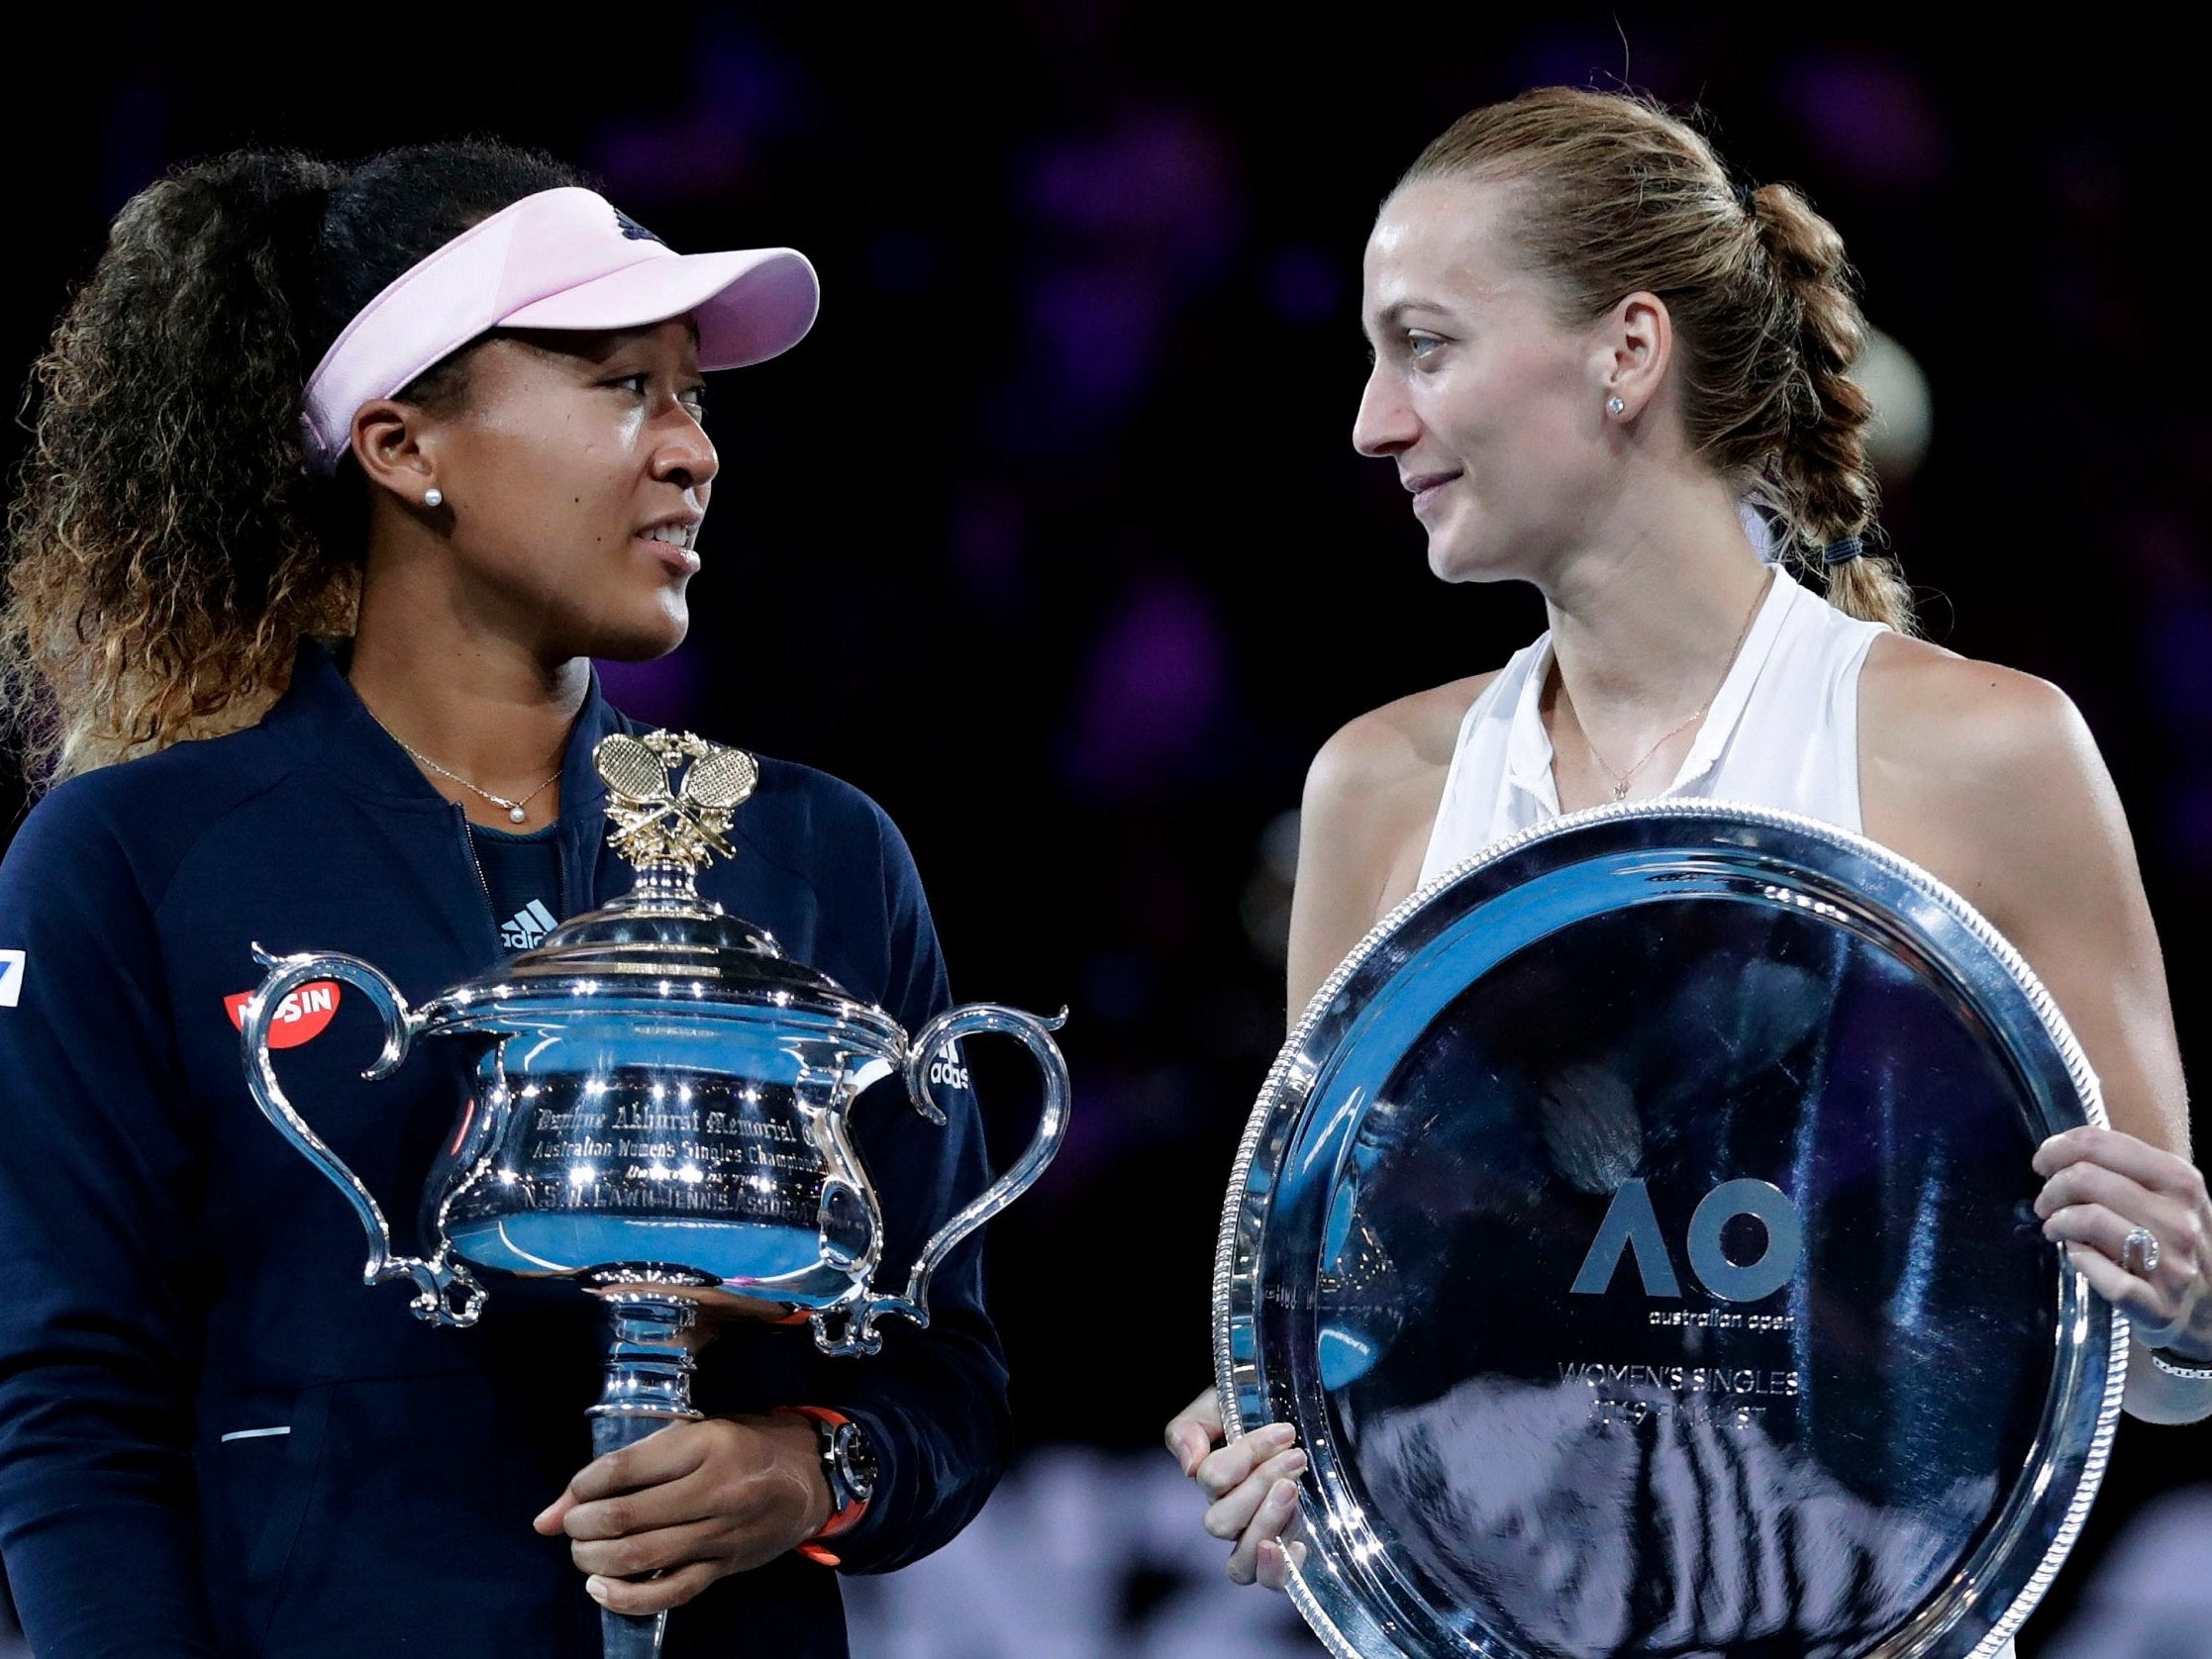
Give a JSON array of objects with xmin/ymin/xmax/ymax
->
[
  {"xmin": 1612, "ymin": 782, "xmax": 1629, "ymax": 801},
  {"xmin": 509, "ymin": 805, "xmax": 527, "ymax": 824}
]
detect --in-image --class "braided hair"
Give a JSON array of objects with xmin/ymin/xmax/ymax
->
[{"xmin": 1402, "ymin": 86, "xmax": 1914, "ymax": 634}]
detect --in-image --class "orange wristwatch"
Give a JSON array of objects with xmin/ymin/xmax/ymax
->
[{"xmin": 779, "ymin": 1406, "xmax": 876, "ymax": 1567}]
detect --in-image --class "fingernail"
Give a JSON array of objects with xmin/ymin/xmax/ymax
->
[
  {"xmin": 1282, "ymin": 1450, "xmax": 1309, "ymax": 1475},
  {"xmin": 1260, "ymin": 1422, "xmax": 1297, "ymax": 1448},
  {"xmin": 532, "ymin": 1504, "xmax": 555, "ymax": 1529},
  {"xmin": 585, "ymin": 1577, "xmax": 610, "ymax": 1603},
  {"xmin": 1271, "ymin": 1477, "xmax": 1298, "ymax": 1505}
]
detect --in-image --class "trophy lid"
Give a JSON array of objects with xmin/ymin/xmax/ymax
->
[{"xmin": 417, "ymin": 731, "xmax": 906, "ymax": 1052}]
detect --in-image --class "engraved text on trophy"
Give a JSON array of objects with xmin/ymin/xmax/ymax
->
[{"xmin": 452, "ymin": 1070, "xmax": 822, "ymax": 1230}]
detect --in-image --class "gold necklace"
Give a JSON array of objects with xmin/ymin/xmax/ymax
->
[
  {"xmin": 1568, "ymin": 571, "xmax": 1772, "ymax": 803},
  {"xmin": 366, "ymin": 711, "xmax": 562, "ymax": 825}
]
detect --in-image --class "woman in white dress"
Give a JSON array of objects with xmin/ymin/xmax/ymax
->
[{"xmin": 1163, "ymin": 84, "xmax": 2211, "ymax": 1619}]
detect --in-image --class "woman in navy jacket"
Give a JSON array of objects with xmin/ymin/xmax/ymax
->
[{"xmin": 0, "ymin": 141, "xmax": 1010, "ymax": 1656}]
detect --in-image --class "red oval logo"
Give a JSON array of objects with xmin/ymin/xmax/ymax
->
[{"xmin": 224, "ymin": 981, "xmax": 343, "ymax": 1048}]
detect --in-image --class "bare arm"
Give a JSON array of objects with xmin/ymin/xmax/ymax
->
[
  {"xmin": 1860, "ymin": 638, "xmax": 2207, "ymax": 1421},
  {"xmin": 1167, "ymin": 677, "xmax": 1489, "ymax": 1584},
  {"xmin": 1282, "ymin": 691, "xmax": 1478, "ymax": 1011}
]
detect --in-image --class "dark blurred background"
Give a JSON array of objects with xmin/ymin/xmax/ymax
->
[{"xmin": 3, "ymin": 7, "xmax": 2205, "ymax": 1655}]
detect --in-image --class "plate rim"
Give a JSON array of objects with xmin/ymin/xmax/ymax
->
[{"xmin": 1212, "ymin": 796, "xmax": 2126, "ymax": 1659}]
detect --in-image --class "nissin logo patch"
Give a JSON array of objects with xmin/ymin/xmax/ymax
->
[
  {"xmin": 224, "ymin": 982, "xmax": 342, "ymax": 1047},
  {"xmin": 0, "ymin": 949, "xmax": 24, "ymax": 1009}
]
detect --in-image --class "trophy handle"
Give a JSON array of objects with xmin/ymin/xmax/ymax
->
[
  {"xmin": 824, "ymin": 1005, "xmax": 1069, "ymax": 1355},
  {"xmin": 240, "ymin": 944, "xmax": 485, "ymax": 1328}
]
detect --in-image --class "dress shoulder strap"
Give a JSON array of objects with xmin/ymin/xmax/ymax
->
[{"xmin": 1415, "ymin": 636, "xmax": 1555, "ymax": 888}]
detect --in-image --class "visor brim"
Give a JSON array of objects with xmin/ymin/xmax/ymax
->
[{"xmin": 499, "ymin": 245, "xmax": 819, "ymax": 369}]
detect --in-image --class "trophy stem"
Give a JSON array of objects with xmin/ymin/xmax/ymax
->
[
  {"xmin": 587, "ymin": 1292, "xmax": 706, "ymax": 1659},
  {"xmin": 628, "ymin": 859, "xmax": 704, "ymax": 906}
]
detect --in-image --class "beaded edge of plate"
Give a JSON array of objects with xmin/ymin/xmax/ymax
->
[{"xmin": 1208, "ymin": 796, "xmax": 2123, "ymax": 1659}]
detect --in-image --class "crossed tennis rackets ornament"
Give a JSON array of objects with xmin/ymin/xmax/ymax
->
[{"xmin": 593, "ymin": 731, "xmax": 760, "ymax": 874}]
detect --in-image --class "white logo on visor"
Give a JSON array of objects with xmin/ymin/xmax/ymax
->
[{"xmin": 0, "ymin": 949, "xmax": 25, "ymax": 1009}]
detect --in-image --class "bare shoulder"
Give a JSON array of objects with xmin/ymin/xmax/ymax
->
[
  {"xmin": 1858, "ymin": 634, "xmax": 2186, "ymax": 1160},
  {"xmin": 1305, "ymin": 671, "xmax": 1500, "ymax": 807},
  {"xmin": 1286, "ymin": 671, "xmax": 1501, "ymax": 1014},
  {"xmin": 1858, "ymin": 632, "xmax": 2124, "ymax": 922},
  {"xmin": 1859, "ymin": 634, "xmax": 2103, "ymax": 827}
]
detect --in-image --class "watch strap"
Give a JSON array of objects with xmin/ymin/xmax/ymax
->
[{"xmin": 778, "ymin": 1406, "xmax": 870, "ymax": 1565}]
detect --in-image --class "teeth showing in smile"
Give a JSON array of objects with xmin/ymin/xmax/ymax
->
[{"xmin": 644, "ymin": 524, "xmax": 697, "ymax": 550}]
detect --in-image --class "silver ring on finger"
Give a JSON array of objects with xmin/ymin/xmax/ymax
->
[{"xmin": 2122, "ymin": 1225, "xmax": 2162, "ymax": 1277}]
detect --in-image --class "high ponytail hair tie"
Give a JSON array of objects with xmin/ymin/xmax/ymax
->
[
  {"xmin": 1821, "ymin": 536, "xmax": 1866, "ymax": 567},
  {"xmin": 1734, "ymin": 180, "xmax": 1758, "ymax": 216}
]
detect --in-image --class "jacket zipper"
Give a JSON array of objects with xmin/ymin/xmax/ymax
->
[{"xmin": 453, "ymin": 804, "xmax": 503, "ymax": 950}]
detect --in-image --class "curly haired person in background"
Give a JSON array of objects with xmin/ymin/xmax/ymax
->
[
  {"xmin": 0, "ymin": 143, "xmax": 1009, "ymax": 1656},
  {"xmin": 1164, "ymin": 85, "xmax": 2209, "ymax": 1643}
]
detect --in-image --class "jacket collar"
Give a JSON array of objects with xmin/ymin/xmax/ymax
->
[{"xmin": 263, "ymin": 637, "xmax": 628, "ymax": 820}]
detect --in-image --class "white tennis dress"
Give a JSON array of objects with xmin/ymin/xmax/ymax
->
[
  {"xmin": 1406, "ymin": 569, "xmax": 2024, "ymax": 1659},
  {"xmin": 1417, "ymin": 566, "xmax": 1884, "ymax": 884}
]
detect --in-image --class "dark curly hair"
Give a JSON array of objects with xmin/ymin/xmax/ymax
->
[
  {"xmin": 0, "ymin": 140, "xmax": 580, "ymax": 782},
  {"xmin": 1404, "ymin": 87, "xmax": 1913, "ymax": 634}
]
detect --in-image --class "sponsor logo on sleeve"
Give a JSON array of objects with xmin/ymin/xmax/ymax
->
[
  {"xmin": 926, "ymin": 1040, "xmax": 970, "ymax": 1092},
  {"xmin": 224, "ymin": 981, "xmax": 342, "ymax": 1048},
  {"xmin": 0, "ymin": 949, "xmax": 24, "ymax": 1009}
]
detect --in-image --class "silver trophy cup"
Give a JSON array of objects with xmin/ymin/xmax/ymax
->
[{"xmin": 242, "ymin": 731, "xmax": 1070, "ymax": 1658}]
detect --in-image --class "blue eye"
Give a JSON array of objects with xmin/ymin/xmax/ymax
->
[{"xmin": 1407, "ymin": 333, "xmax": 1445, "ymax": 361}]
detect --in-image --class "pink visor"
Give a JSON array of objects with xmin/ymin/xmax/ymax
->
[{"xmin": 300, "ymin": 187, "xmax": 819, "ymax": 475}]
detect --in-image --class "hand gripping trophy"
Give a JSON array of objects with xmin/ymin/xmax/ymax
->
[{"xmin": 241, "ymin": 732, "xmax": 1070, "ymax": 1658}]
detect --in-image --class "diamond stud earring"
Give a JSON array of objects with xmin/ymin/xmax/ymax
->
[
  {"xmin": 1606, "ymin": 396, "xmax": 1627, "ymax": 417},
  {"xmin": 424, "ymin": 488, "xmax": 444, "ymax": 509}
]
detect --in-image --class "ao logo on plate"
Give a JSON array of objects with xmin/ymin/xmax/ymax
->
[{"xmin": 1569, "ymin": 1177, "xmax": 1804, "ymax": 1305}]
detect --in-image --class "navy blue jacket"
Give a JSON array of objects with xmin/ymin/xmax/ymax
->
[{"xmin": 0, "ymin": 645, "xmax": 1012, "ymax": 1656}]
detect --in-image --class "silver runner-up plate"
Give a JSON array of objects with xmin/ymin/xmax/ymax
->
[{"xmin": 1215, "ymin": 802, "xmax": 2125, "ymax": 1659}]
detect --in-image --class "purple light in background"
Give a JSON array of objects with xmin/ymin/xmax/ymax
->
[
  {"xmin": 1061, "ymin": 570, "xmax": 1230, "ymax": 795},
  {"xmin": 1777, "ymin": 49, "xmax": 1953, "ymax": 192},
  {"xmin": 98, "ymin": 73, "xmax": 171, "ymax": 217},
  {"xmin": 1261, "ymin": 243, "xmax": 1345, "ymax": 329},
  {"xmin": 585, "ymin": 18, "xmax": 814, "ymax": 206},
  {"xmin": 1025, "ymin": 265, "xmax": 1169, "ymax": 423},
  {"xmin": 594, "ymin": 649, "xmax": 706, "ymax": 731},
  {"xmin": 1025, "ymin": 101, "xmax": 1239, "ymax": 259},
  {"xmin": 2120, "ymin": 511, "xmax": 2212, "ymax": 864},
  {"xmin": 997, "ymin": 99, "xmax": 1242, "ymax": 440},
  {"xmin": 947, "ymin": 484, "xmax": 1030, "ymax": 610}
]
